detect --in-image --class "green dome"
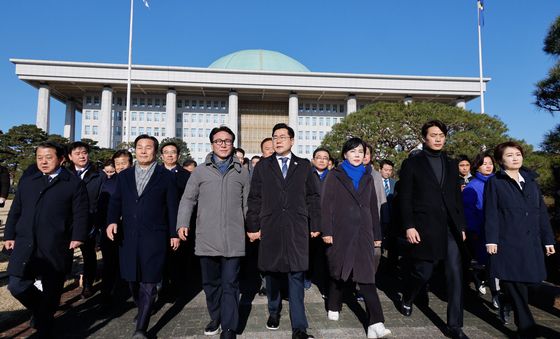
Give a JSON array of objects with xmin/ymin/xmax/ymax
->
[{"xmin": 208, "ymin": 49, "xmax": 310, "ymax": 72}]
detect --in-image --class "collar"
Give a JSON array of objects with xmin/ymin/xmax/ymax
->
[
  {"xmin": 276, "ymin": 152, "xmax": 292, "ymax": 161},
  {"xmin": 46, "ymin": 167, "xmax": 63, "ymax": 179}
]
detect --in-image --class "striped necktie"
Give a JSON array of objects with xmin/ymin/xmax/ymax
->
[
  {"xmin": 280, "ymin": 157, "xmax": 288, "ymax": 178},
  {"xmin": 384, "ymin": 179, "xmax": 390, "ymax": 196}
]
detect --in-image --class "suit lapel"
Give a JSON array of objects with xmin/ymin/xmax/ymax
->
[
  {"xmin": 334, "ymin": 169, "xmax": 361, "ymax": 204},
  {"xmin": 268, "ymin": 155, "xmax": 285, "ymax": 184},
  {"xmin": 126, "ymin": 167, "xmax": 139, "ymax": 198},
  {"xmin": 139, "ymin": 164, "xmax": 161, "ymax": 198},
  {"xmin": 284, "ymin": 155, "xmax": 299, "ymax": 183}
]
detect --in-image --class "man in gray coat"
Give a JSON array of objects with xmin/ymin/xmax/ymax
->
[{"xmin": 177, "ymin": 126, "xmax": 250, "ymax": 339}]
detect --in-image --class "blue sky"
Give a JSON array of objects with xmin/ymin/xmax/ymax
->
[{"xmin": 1, "ymin": 0, "xmax": 559, "ymax": 148}]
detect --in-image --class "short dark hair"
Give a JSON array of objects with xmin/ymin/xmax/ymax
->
[
  {"xmin": 457, "ymin": 154, "xmax": 470, "ymax": 164},
  {"xmin": 471, "ymin": 151, "xmax": 495, "ymax": 174},
  {"xmin": 182, "ymin": 159, "xmax": 197, "ymax": 167},
  {"xmin": 494, "ymin": 141, "xmax": 524, "ymax": 165},
  {"xmin": 251, "ymin": 155, "xmax": 261, "ymax": 161},
  {"xmin": 272, "ymin": 123, "xmax": 295, "ymax": 138},
  {"xmin": 421, "ymin": 120, "xmax": 448, "ymax": 138},
  {"xmin": 134, "ymin": 134, "xmax": 159, "ymax": 151},
  {"xmin": 379, "ymin": 159, "xmax": 395, "ymax": 169},
  {"xmin": 235, "ymin": 148, "xmax": 245, "ymax": 156},
  {"xmin": 160, "ymin": 141, "xmax": 180, "ymax": 154},
  {"xmin": 313, "ymin": 147, "xmax": 331, "ymax": 159},
  {"xmin": 341, "ymin": 137, "xmax": 367, "ymax": 158},
  {"xmin": 103, "ymin": 159, "xmax": 115, "ymax": 168},
  {"xmin": 68, "ymin": 141, "xmax": 90, "ymax": 154},
  {"xmin": 209, "ymin": 126, "xmax": 235, "ymax": 144},
  {"xmin": 112, "ymin": 149, "xmax": 133, "ymax": 165},
  {"xmin": 36, "ymin": 141, "xmax": 65, "ymax": 158},
  {"xmin": 260, "ymin": 137, "xmax": 272, "ymax": 151}
]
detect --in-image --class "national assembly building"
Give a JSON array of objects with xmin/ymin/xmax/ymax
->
[{"xmin": 11, "ymin": 49, "xmax": 488, "ymax": 163}]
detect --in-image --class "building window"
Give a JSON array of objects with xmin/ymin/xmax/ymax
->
[
  {"xmin": 176, "ymin": 113, "xmax": 181, "ymax": 123},
  {"xmin": 132, "ymin": 98, "xmax": 138, "ymax": 107},
  {"xmin": 184, "ymin": 100, "xmax": 190, "ymax": 109},
  {"xmin": 305, "ymin": 104, "xmax": 310, "ymax": 112},
  {"xmin": 154, "ymin": 112, "xmax": 160, "ymax": 122},
  {"xmin": 333, "ymin": 105, "xmax": 338, "ymax": 112},
  {"xmin": 319, "ymin": 131, "xmax": 325, "ymax": 139},
  {"xmin": 305, "ymin": 117, "xmax": 310, "ymax": 126},
  {"xmin": 198, "ymin": 128, "xmax": 203, "ymax": 137},
  {"xmin": 161, "ymin": 113, "xmax": 166, "ymax": 122},
  {"xmin": 191, "ymin": 129, "xmax": 196, "ymax": 137},
  {"xmin": 161, "ymin": 127, "xmax": 166, "ymax": 136},
  {"xmin": 176, "ymin": 127, "xmax": 181, "ymax": 137},
  {"xmin": 213, "ymin": 114, "xmax": 218, "ymax": 123},
  {"xmin": 93, "ymin": 111, "xmax": 99, "ymax": 120},
  {"xmin": 298, "ymin": 145, "xmax": 303, "ymax": 154},
  {"xmin": 147, "ymin": 98, "xmax": 153, "ymax": 107},
  {"xmin": 312, "ymin": 117, "xmax": 316, "ymax": 126},
  {"xmin": 191, "ymin": 100, "xmax": 197, "ymax": 109},
  {"xmin": 298, "ymin": 104, "xmax": 303, "ymax": 112},
  {"xmin": 162, "ymin": 99, "xmax": 166, "ymax": 107},
  {"xmin": 131, "ymin": 112, "xmax": 137, "ymax": 121},
  {"xmin": 155, "ymin": 98, "xmax": 161, "ymax": 107},
  {"xmin": 298, "ymin": 117, "xmax": 303, "ymax": 125},
  {"xmin": 312, "ymin": 104, "xmax": 317, "ymax": 113},
  {"xmin": 319, "ymin": 117, "xmax": 324, "ymax": 126},
  {"xmin": 221, "ymin": 101, "xmax": 226, "ymax": 110},
  {"xmin": 206, "ymin": 101, "xmax": 211, "ymax": 110},
  {"xmin": 198, "ymin": 114, "xmax": 203, "ymax": 123},
  {"xmin": 177, "ymin": 100, "xmax": 182, "ymax": 108},
  {"xmin": 298, "ymin": 132, "xmax": 302, "ymax": 141},
  {"xmin": 213, "ymin": 101, "xmax": 219, "ymax": 109},
  {"xmin": 147, "ymin": 127, "xmax": 152, "ymax": 135},
  {"xmin": 326, "ymin": 104, "xmax": 331, "ymax": 112},
  {"xmin": 312, "ymin": 131, "xmax": 317, "ymax": 140},
  {"xmin": 84, "ymin": 125, "xmax": 90, "ymax": 135},
  {"xmin": 123, "ymin": 126, "xmax": 126, "ymax": 135},
  {"xmin": 85, "ymin": 111, "xmax": 91, "ymax": 120},
  {"xmin": 86, "ymin": 96, "xmax": 92, "ymax": 105},
  {"xmin": 139, "ymin": 127, "xmax": 144, "ymax": 135},
  {"xmin": 154, "ymin": 127, "xmax": 160, "ymax": 136},
  {"xmin": 116, "ymin": 126, "xmax": 122, "ymax": 136},
  {"xmin": 139, "ymin": 112, "xmax": 144, "ymax": 121},
  {"xmin": 319, "ymin": 104, "xmax": 324, "ymax": 112},
  {"xmin": 139, "ymin": 98, "xmax": 145, "ymax": 107},
  {"xmin": 340, "ymin": 105, "xmax": 345, "ymax": 113},
  {"xmin": 93, "ymin": 96, "xmax": 100, "ymax": 106},
  {"xmin": 147, "ymin": 112, "xmax": 152, "ymax": 122},
  {"xmin": 305, "ymin": 131, "xmax": 310, "ymax": 140},
  {"xmin": 92, "ymin": 125, "xmax": 99, "ymax": 135},
  {"xmin": 131, "ymin": 127, "xmax": 137, "ymax": 136},
  {"xmin": 205, "ymin": 114, "xmax": 210, "ymax": 123}
]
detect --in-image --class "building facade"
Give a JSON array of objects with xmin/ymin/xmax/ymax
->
[{"xmin": 12, "ymin": 49, "xmax": 489, "ymax": 163}]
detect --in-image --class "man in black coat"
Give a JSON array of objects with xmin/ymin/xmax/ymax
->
[
  {"xmin": 399, "ymin": 120, "xmax": 467, "ymax": 339},
  {"xmin": 247, "ymin": 123, "xmax": 321, "ymax": 339},
  {"xmin": 107, "ymin": 135, "xmax": 180, "ymax": 339},
  {"xmin": 67, "ymin": 141, "xmax": 103, "ymax": 298},
  {"xmin": 4, "ymin": 142, "xmax": 89, "ymax": 338},
  {"xmin": 0, "ymin": 164, "xmax": 9, "ymax": 209}
]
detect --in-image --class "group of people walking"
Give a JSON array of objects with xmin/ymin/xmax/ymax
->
[{"xmin": 2, "ymin": 119, "xmax": 557, "ymax": 339}]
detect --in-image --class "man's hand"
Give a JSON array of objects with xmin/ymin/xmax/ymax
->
[
  {"xmin": 462, "ymin": 231, "xmax": 466, "ymax": 241},
  {"xmin": 170, "ymin": 238, "xmax": 180, "ymax": 251},
  {"xmin": 546, "ymin": 245, "xmax": 556, "ymax": 256},
  {"xmin": 178, "ymin": 226, "xmax": 189, "ymax": 241},
  {"xmin": 486, "ymin": 244, "xmax": 497, "ymax": 254},
  {"xmin": 310, "ymin": 232, "xmax": 320, "ymax": 238},
  {"xmin": 322, "ymin": 236, "xmax": 333, "ymax": 244},
  {"xmin": 247, "ymin": 231, "xmax": 261, "ymax": 242},
  {"xmin": 4, "ymin": 240, "xmax": 14, "ymax": 250},
  {"xmin": 374, "ymin": 240, "xmax": 382, "ymax": 248},
  {"xmin": 406, "ymin": 228, "xmax": 421, "ymax": 244},
  {"xmin": 106, "ymin": 223, "xmax": 118, "ymax": 241},
  {"xmin": 69, "ymin": 241, "xmax": 83, "ymax": 249},
  {"xmin": 0, "ymin": 197, "xmax": 6, "ymax": 204}
]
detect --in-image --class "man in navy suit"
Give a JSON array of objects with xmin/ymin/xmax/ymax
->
[
  {"xmin": 67, "ymin": 141, "xmax": 103, "ymax": 299},
  {"xmin": 107, "ymin": 135, "xmax": 180, "ymax": 339},
  {"xmin": 247, "ymin": 123, "xmax": 321, "ymax": 339},
  {"xmin": 5, "ymin": 141, "xmax": 89, "ymax": 338}
]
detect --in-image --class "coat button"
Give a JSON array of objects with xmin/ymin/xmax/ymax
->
[
  {"xmin": 282, "ymin": 208, "xmax": 286, "ymax": 212},
  {"xmin": 525, "ymin": 212, "xmax": 529, "ymax": 216}
]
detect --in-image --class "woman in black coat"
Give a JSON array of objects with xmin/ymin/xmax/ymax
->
[
  {"xmin": 321, "ymin": 138, "xmax": 391, "ymax": 338},
  {"xmin": 485, "ymin": 141, "xmax": 556, "ymax": 336}
]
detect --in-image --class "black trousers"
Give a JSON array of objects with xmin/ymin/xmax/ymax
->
[
  {"xmin": 8, "ymin": 257, "xmax": 65, "ymax": 338},
  {"xmin": 80, "ymin": 235, "xmax": 97, "ymax": 286},
  {"xmin": 130, "ymin": 281, "xmax": 157, "ymax": 332},
  {"xmin": 500, "ymin": 281, "xmax": 536, "ymax": 333},
  {"xmin": 328, "ymin": 278, "xmax": 385, "ymax": 325},
  {"xmin": 266, "ymin": 271, "xmax": 308, "ymax": 331},
  {"xmin": 100, "ymin": 233, "xmax": 120, "ymax": 300},
  {"xmin": 308, "ymin": 237, "xmax": 329, "ymax": 295},
  {"xmin": 403, "ymin": 230, "xmax": 463, "ymax": 328},
  {"xmin": 200, "ymin": 256, "xmax": 241, "ymax": 332}
]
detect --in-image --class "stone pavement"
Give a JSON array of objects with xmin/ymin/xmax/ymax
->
[{"xmin": 2, "ymin": 269, "xmax": 560, "ymax": 339}]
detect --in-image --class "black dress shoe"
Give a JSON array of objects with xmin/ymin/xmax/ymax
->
[
  {"xmin": 220, "ymin": 329, "xmax": 237, "ymax": 339},
  {"xmin": 447, "ymin": 327, "xmax": 469, "ymax": 339},
  {"xmin": 266, "ymin": 314, "xmax": 280, "ymax": 330},
  {"xmin": 400, "ymin": 299, "xmax": 412, "ymax": 316},
  {"xmin": 292, "ymin": 328, "xmax": 314, "ymax": 339}
]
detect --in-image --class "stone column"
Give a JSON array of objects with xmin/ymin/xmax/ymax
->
[
  {"xmin": 228, "ymin": 90, "xmax": 239, "ymax": 147},
  {"xmin": 455, "ymin": 98, "xmax": 466, "ymax": 109},
  {"xmin": 346, "ymin": 94, "xmax": 357, "ymax": 115},
  {"xmin": 100, "ymin": 86, "xmax": 113, "ymax": 148},
  {"xmin": 64, "ymin": 101, "xmax": 76, "ymax": 141},
  {"xmin": 289, "ymin": 92, "xmax": 299, "ymax": 149},
  {"xmin": 404, "ymin": 96, "xmax": 413, "ymax": 106},
  {"xmin": 165, "ymin": 89, "xmax": 177, "ymax": 138},
  {"xmin": 36, "ymin": 84, "xmax": 50, "ymax": 132}
]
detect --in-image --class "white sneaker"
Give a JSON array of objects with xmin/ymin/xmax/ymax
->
[
  {"xmin": 327, "ymin": 310, "xmax": 339, "ymax": 321},
  {"xmin": 478, "ymin": 284, "xmax": 487, "ymax": 295},
  {"xmin": 367, "ymin": 322, "xmax": 391, "ymax": 338}
]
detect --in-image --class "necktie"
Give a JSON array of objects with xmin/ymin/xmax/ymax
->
[
  {"xmin": 76, "ymin": 169, "xmax": 84, "ymax": 178},
  {"xmin": 280, "ymin": 157, "xmax": 288, "ymax": 178},
  {"xmin": 44, "ymin": 175, "xmax": 52, "ymax": 185},
  {"xmin": 520, "ymin": 181, "xmax": 525, "ymax": 191},
  {"xmin": 384, "ymin": 179, "xmax": 390, "ymax": 196}
]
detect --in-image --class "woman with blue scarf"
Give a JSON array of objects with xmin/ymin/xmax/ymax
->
[
  {"xmin": 462, "ymin": 152, "xmax": 500, "ymax": 309},
  {"xmin": 321, "ymin": 138, "xmax": 391, "ymax": 338}
]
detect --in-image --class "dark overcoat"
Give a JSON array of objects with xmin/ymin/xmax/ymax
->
[
  {"xmin": 484, "ymin": 169, "xmax": 555, "ymax": 283},
  {"xmin": 4, "ymin": 168, "xmax": 89, "ymax": 276},
  {"xmin": 399, "ymin": 151, "xmax": 466, "ymax": 260},
  {"xmin": 0, "ymin": 165, "xmax": 9, "ymax": 199},
  {"xmin": 169, "ymin": 165, "xmax": 191, "ymax": 202},
  {"xmin": 246, "ymin": 154, "xmax": 321, "ymax": 273},
  {"xmin": 69, "ymin": 163, "xmax": 103, "ymax": 230},
  {"xmin": 107, "ymin": 164, "xmax": 178, "ymax": 283},
  {"xmin": 321, "ymin": 166, "xmax": 382, "ymax": 284}
]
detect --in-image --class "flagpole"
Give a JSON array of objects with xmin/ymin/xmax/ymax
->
[
  {"xmin": 477, "ymin": 1, "xmax": 485, "ymax": 114},
  {"xmin": 125, "ymin": 0, "xmax": 134, "ymax": 143}
]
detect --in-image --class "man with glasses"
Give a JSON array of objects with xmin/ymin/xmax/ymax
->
[
  {"xmin": 177, "ymin": 126, "xmax": 250, "ymax": 339},
  {"xmin": 247, "ymin": 123, "xmax": 321, "ymax": 339}
]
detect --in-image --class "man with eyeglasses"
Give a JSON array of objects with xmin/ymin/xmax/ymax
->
[
  {"xmin": 177, "ymin": 126, "xmax": 250, "ymax": 339},
  {"xmin": 247, "ymin": 123, "xmax": 321, "ymax": 339}
]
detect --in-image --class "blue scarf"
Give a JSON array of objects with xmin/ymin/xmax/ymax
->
[
  {"xmin": 341, "ymin": 159, "xmax": 366, "ymax": 190},
  {"xmin": 212, "ymin": 154, "xmax": 232, "ymax": 174},
  {"xmin": 474, "ymin": 171, "xmax": 494, "ymax": 182},
  {"xmin": 315, "ymin": 167, "xmax": 329, "ymax": 182}
]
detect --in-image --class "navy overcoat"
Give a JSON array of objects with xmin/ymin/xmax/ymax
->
[
  {"xmin": 4, "ymin": 168, "xmax": 89, "ymax": 276},
  {"xmin": 107, "ymin": 164, "xmax": 178, "ymax": 283},
  {"xmin": 484, "ymin": 169, "xmax": 555, "ymax": 283}
]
